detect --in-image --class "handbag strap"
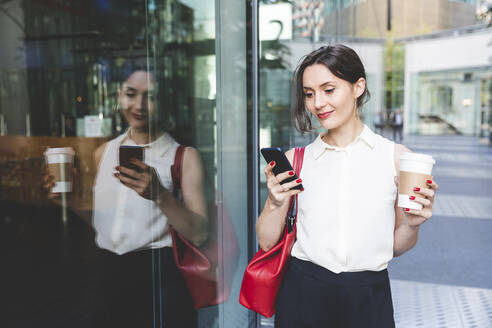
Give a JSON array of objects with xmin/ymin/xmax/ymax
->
[
  {"xmin": 286, "ymin": 147, "xmax": 305, "ymax": 232},
  {"xmin": 171, "ymin": 145, "xmax": 186, "ymax": 198},
  {"xmin": 294, "ymin": 147, "xmax": 305, "ymax": 176}
]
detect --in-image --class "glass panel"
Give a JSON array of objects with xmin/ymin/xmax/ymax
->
[
  {"xmin": 258, "ymin": 2, "xmax": 385, "ymax": 327},
  {"xmin": 258, "ymin": 1, "xmax": 385, "ymax": 207},
  {"xmin": 1, "ymin": 1, "xmax": 249, "ymax": 327},
  {"xmin": 213, "ymin": 0, "xmax": 251, "ymax": 325},
  {"xmin": 410, "ymin": 68, "xmax": 492, "ymax": 136}
]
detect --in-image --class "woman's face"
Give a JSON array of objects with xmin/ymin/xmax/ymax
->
[
  {"xmin": 119, "ymin": 71, "xmax": 155, "ymax": 130},
  {"xmin": 302, "ymin": 63, "xmax": 365, "ymax": 130}
]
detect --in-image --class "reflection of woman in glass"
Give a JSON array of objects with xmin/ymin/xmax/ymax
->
[
  {"xmin": 256, "ymin": 45, "xmax": 439, "ymax": 327},
  {"xmin": 47, "ymin": 67, "xmax": 207, "ymax": 328}
]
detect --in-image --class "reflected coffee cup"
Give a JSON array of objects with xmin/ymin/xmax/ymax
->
[
  {"xmin": 398, "ymin": 152, "xmax": 435, "ymax": 210},
  {"xmin": 44, "ymin": 147, "xmax": 75, "ymax": 193}
]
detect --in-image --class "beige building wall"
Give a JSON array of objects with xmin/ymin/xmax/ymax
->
[{"xmin": 322, "ymin": 0, "xmax": 478, "ymax": 39}]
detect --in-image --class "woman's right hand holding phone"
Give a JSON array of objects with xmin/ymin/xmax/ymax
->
[
  {"xmin": 257, "ymin": 160, "xmax": 303, "ymax": 251},
  {"xmin": 264, "ymin": 161, "xmax": 303, "ymax": 208}
]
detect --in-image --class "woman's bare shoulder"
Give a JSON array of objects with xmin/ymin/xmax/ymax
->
[
  {"xmin": 93, "ymin": 142, "xmax": 109, "ymax": 168},
  {"xmin": 394, "ymin": 143, "xmax": 412, "ymax": 156},
  {"xmin": 394, "ymin": 143, "xmax": 412, "ymax": 171}
]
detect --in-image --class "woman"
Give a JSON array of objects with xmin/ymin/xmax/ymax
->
[
  {"xmin": 256, "ymin": 45, "xmax": 438, "ymax": 327},
  {"xmin": 46, "ymin": 68, "xmax": 207, "ymax": 328}
]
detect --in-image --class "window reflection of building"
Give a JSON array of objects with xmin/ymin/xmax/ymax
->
[
  {"xmin": 322, "ymin": 0, "xmax": 478, "ymax": 39},
  {"xmin": 292, "ymin": 0, "xmax": 325, "ymax": 41},
  {"xmin": 1, "ymin": 0, "xmax": 250, "ymax": 327}
]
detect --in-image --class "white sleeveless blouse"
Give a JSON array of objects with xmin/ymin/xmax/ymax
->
[
  {"xmin": 291, "ymin": 125, "xmax": 397, "ymax": 273},
  {"xmin": 93, "ymin": 131, "xmax": 179, "ymax": 255}
]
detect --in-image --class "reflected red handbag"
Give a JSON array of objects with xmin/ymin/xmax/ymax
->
[
  {"xmin": 170, "ymin": 145, "xmax": 239, "ymax": 309},
  {"xmin": 239, "ymin": 147, "xmax": 305, "ymax": 318}
]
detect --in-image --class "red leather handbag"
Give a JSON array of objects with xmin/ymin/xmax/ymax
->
[
  {"xmin": 170, "ymin": 145, "xmax": 239, "ymax": 309},
  {"xmin": 239, "ymin": 146, "xmax": 305, "ymax": 318}
]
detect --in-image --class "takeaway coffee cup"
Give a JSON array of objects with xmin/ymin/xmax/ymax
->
[
  {"xmin": 44, "ymin": 147, "xmax": 75, "ymax": 193},
  {"xmin": 398, "ymin": 152, "xmax": 435, "ymax": 210}
]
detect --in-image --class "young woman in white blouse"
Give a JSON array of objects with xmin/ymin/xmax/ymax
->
[{"xmin": 256, "ymin": 44, "xmax": 439, "ymax": 328}]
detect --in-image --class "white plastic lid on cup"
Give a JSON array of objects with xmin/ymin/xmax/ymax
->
[
  {"xmin": 399, "ymin": 152, "xmax": 435, "ymax": 164},
  {"xmin": 44, "ymin": 147, "xmax": 75, "ymax": 156},
  {"xmin": 399, "ymin": 152, "xmax": 435, "ymax": 175},
  {"xmin": 44, "ymin": 147, "xmax": 75, "ymax": 164}
]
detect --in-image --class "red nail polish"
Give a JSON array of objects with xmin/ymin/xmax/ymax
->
[
  {"xmin": 269, "ymin": 161, "xmax": 275, "ymax": 166},
  {"xmin": 426, "ymin": 180, "xmax": 432, "ymax": 184},
  {"xmin": 288, "ymin": 171, "xmax": 294, "ymax": 176},
  {"xmin": 414, "ymin": 187, "xmax": 420, "ymax": 192},
  {"xmin": 300, "ymin": 188, "xmax": 304, "ymax": 191},
  {"xmin": 114, "ymin": 172, "xmax": 120, "ymax": 177},
  {"xmin": 405, "ymin": 208, "xmax": 410, "ymax": 212},
  {"xmin": 296, "ymin": 179, "xmax": 302, "ymax": 183},
  {"xmin": 409, "ymin": 196, "xmax": 415, "ymax": 200}
]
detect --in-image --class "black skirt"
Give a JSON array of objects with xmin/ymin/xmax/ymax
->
[
  {"xmin": 98, "ymin": 247, "xmax": 196, "ymax": 328},
  {"xmin": 275, "ymin": 258, "xmax": 395, "ymax": 328}
]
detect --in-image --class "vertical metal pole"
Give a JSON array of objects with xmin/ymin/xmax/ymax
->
[
  {"xmin": 251, "ymin": 0, "xmax": 260, "ymax": 327},
  {"xmin": 61, "ymin": 192, "xmax": 68, "ymax": 225},
  {"xmin": 214, "ymin": 0, "xmax": 226, "ymax": 326},
  {"xmin": 1, "ymin": 113, "xmax": 5, "ymax": 136},
  {"xmin": 337, "ymin": 0, "xmax": 341, "ymax": 42},
  {"xmin": 26, "ymin": 112, "xmax": 31, "ymax": 136},
  {"xmin": 387, "ymin": 0, "xmax": 392, "ymax": 31},
  {"xmin": 61, "ymin": 113, "xmax": 65, "ymax": 137},
  {"xmin": 252, "ymin": 0, "xmax": 259, "ymax": 240}
]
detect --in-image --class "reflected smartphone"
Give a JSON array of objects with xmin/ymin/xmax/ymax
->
[
  {"xmin": 261, "ymin": 147, "xmax": 303, "ymax": 190},
  {"xmin": 119, "ymin": 145, "xmax": 144, "ymax": 178}
]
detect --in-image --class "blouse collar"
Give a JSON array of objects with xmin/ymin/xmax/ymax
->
[
  {"xmin": 313, "ymin": 124, "xmax": 377, "ymax": 160},
  {"xmin": 120, "ymin": 129, "xmax": 175, "ymax": 158}
]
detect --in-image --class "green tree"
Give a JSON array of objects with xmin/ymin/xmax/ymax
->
[
  {"xmin": 385, "ymin": 22, "xmax": 434, "ymax": 115},
  {"xmin": 385, "ymin": 35, "xmax": 404, "ymax": 115}
]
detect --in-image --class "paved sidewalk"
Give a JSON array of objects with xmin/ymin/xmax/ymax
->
[{"xmin": 391, "ymin": 280, "xmax": 492, "ymax": 328}]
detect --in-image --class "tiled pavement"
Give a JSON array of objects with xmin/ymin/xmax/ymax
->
[
  {"xmin": 391, "ymin": 280, "xmax": 492, "ymax": 328},
  {"xmin": 432, "ymin": 194, "xmax": 492, "ymax": 219},
  {"xmin": 261, "ymin": 133, "xmax": 492, "ymax": 328}
]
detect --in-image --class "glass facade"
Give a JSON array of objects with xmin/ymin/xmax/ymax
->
[
  {"xmin": 408, "ymin": 67, "xmax": 492, "ymax": 136},
  {"xmin": 1, "ymin": 1, "xmax": 491, "ymax": 328},
  {"xmin": 0, "ymin": 2, "xmax": 387, "ymax": 324},
  {"xmin": 326, "ymin": 0, "xmax": 367, "ymax": 14},
  {"xmin": 452, "ymin": 0, "xmax": 476, "ymax": 4},
  {"xmin": 1, "ymin": 0, "xmax": 250, "ymax": 327}
]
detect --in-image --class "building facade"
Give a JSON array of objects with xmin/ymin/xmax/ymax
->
[
  {"xmin": 401, "ymin": 25, "xmax": 492, "ymax": 137},
  {"xmin": 323, "ymin": 0, "xmax": 479, "ymax": 39}
]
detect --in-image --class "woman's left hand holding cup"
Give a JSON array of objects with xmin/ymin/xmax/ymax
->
[{"xmin": 402, "ymin": 179, "xmax": 439, "ymax": 228}]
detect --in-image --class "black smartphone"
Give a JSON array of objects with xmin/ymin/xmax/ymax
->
[
  {"xmin": 261, "ymin": 147, "xmax": 303, "ymax": 191},
  {"xmin": 119, "ymin": 145, "xmax": 144, "ymax": 178}
]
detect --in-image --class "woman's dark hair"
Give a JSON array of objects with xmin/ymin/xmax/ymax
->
[{"xmin": 292, "ymin": 44, "xmax": 371, "ymax": 133}]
